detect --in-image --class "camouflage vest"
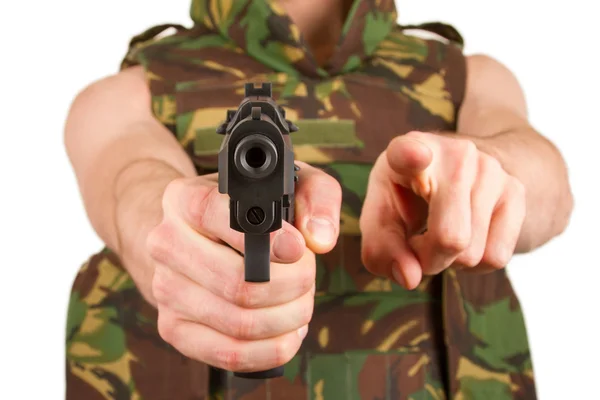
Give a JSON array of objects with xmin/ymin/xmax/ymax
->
[{"xmin": 66, "ymin": 1, "xmax": 537, "ymax": 399}]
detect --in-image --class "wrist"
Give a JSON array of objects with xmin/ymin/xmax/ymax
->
[{"xmin": 112, "ymin": 159, "xmax": 187, "ymax": 305}]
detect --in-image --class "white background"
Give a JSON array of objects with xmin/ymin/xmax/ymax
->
[{"xmin": 1, "ymin": 1, "xmax": 598, "ymax": 399}]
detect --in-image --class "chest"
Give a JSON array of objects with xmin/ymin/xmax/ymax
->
[{"xmin": 154, "ymin": 57, "xmax": 458, "ymax": 234}]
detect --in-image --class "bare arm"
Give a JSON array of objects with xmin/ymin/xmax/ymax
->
[
  {"xmin": 457, "ymin": 54, "xmax": 573, "ymax": 252},
  {"xmin": 360, "ymin": 53, "xmax": 574, "ymax": 288},
  {"xmin": 65, "ymin": 66, "xmax": 345, "ymax": 371},
  {"xmin": 64, "ymin": 66, "xmax": 197, "ymax": 305}
]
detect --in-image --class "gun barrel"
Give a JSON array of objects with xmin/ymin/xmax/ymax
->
[{"xmin": 217, "ymin": 82, "xmax": 297, "ymax": 381}]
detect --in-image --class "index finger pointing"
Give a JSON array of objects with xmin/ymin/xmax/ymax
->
[{"xmin": 386, "ymin": 133, "xmax": 433, "ymax": 177}]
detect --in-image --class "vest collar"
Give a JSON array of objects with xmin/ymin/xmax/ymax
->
[{"xmin": 190, "ymin": 0, "xmax": 397, "ymax": 78}]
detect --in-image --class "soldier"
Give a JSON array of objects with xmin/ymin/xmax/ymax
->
[{"xmin": 64, "ymin": 0, "xmax": 573, "ymax": 398}]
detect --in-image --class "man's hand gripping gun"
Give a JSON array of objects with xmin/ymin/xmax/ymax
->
[{"xmin": 216, "ymin": 82, "xmax": 299, "ymax": 379}]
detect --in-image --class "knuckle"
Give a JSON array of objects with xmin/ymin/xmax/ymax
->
[
  {"xmin": 361, "ymin": 256, "xmax": 376, "ymax": 274},
  {"xmin": 151, "ymin": 267, "xmax": 174, "ymax": 305},
  {"xmin": 299, "ymin": 258, "xmax": 317, "ymax": 294},
  {"xmin": 234, "ymin": 282, "xmax": 254, "ymax": 308},
  {"xmin": 145, "ymin": 228, "xmax": 162, "ymax": 259},
  {"xmin": 274, "ymin": 336, "xmax": 299, "ymax": 366},
  {"xmin": 452, "ymin": 137, "xmax": 477, "ymax": 159},
  {"xmin": 164, "ymin": 177, "xmax": 186, "ymax": 195},
  {"xmin": 300, "ymin": 296, "xmax": 315, "ymax": 326},
  {"xmin": 162, "ymin": 178, "xmax": 186, "ymax": 210},
  {"xmin": 230, "ymin": 279, "xmax": 265, "ymax": 309},
  {"xmin": 222, "ymin": 274, "xmax": 242, "ymax": 306},
  {"xmin": 215, "ymin": 348, "xmax": 244, "ymax": 372},
  {"xmin": 483, "ymin": 246, "xmax": 511, "ymax": 270},
  {"xmin": 508, "ymin": 177, "xmax": 526, "ymax": 199},
  {"xmin": 191, "ymin": 243, "xmax": 220, "ymax": 277},
  {"xmin": 146, "ymin": 222, "xmax": 176, "ymax": 263},
  {"xmin": 459, "ymin": 248, "xmax": 484, "ymax": 268},
  {"xmin": 480, "ymin": 153, "xmax": 503, "ymax": 175},
  {"xmin": 463, "ymin": 139, "xmax": 478, "ymax": 158},
  {"xmin": 436, "ymin": 230, "xmax": 470, "ymax": 253},
  {"xmin": 156, "ymin": 310, "xmax": 177, "ymax": 345},
  {"xmin": 360, "ymin": 243, "xmax": 378, "ymax": 274},
  {"xmin": 450, "ymin": 140, "xmax": 478, "ymax": 181},
  {"xmin": 187, "ymin": 184, "xmax": 219, "ymax": 230},
  {"xmin": 234, "ymin": 309, "xmax": 257, "ymax": 340}
]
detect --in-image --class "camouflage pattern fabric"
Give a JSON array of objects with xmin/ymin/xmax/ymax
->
[{"xmin": 66, "ymin": 0, "xmax": 537, "ymax": 398}]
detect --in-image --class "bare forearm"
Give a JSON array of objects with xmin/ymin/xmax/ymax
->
[
  {"xmin": 68, "ymin": 130, "xmax": 195, "ymax": 304},
  {"xmin": 64, "ymin": 67, "xmax": 197, "ymax": 304},
  {"xmin": 455, "ymin": 54, "xmax": 573, "ymax": 253},
  {"xmin": 69, "ymin": 123, "xmax": 195, "ymax": 252},
  {"xmin": 469, "ymin": 127, "xmax": 573, "ymax": 252}
]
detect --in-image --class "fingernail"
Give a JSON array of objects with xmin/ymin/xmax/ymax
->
[
  {"xmin": 307, "ymin": 217, "xmax": 335, "ymax": 246},
  {"xmin": 391, "ymin": 262, "xmax": 407, "ymax": 288},
  {"xmin": 273, "ymin": 231, "xmax": 302, "ymax": 260},
  {"xmin": 297, "ymin": 325, "xmax": 309, "ymax": 340}
]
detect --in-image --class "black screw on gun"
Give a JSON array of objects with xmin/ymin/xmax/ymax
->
[{"xmin": 247, "ymin": 207, "xmax": 266, "ymax": 225}]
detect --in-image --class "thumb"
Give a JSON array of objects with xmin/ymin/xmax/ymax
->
[{"xmin": 294, "ymin": 162, "xmax": 342, "ymax": 254}]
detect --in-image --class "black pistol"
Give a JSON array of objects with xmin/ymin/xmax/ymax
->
[{"xmin": 216, "ymin": 82, "xmax": 299, "ymax": 379}]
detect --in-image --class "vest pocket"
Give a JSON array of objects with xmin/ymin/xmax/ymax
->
[
  {"xmin": 301, "ymin": 350, "xmax": 437, "ymax": 400},
  {"xmin": 173, "ymin": 77, "xmax": 371, "ymax": 169},
  {"xmin": 222, "ymin": 350, "xmax": 439, "ymax": 400}
]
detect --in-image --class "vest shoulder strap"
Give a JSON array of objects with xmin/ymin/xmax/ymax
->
[
  {"xmin": 399, "ymin": 21, "xmax": 465, "ymax": 48},
  {"xmin": 119, "ymin": 23, "xmax": 189, "ymax": 71}
]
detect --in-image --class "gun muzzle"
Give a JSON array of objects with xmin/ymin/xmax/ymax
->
[{"xmin": 233, "ymin": 134, "xmax": 278, "ymax": 179}]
